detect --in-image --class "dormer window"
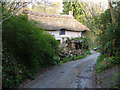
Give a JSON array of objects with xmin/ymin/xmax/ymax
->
[{"xmin": 59, "ymin": 29, "xmax": 66, "ymax": 35}]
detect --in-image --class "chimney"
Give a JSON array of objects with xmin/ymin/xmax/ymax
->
[{"xmin": 69, "ymin": 11, "xmax": 73, "ymax": 16}]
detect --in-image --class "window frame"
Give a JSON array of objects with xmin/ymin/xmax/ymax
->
[{"xmin": 59, "ymin": 29, "xmax": 66, "ymax": 35}]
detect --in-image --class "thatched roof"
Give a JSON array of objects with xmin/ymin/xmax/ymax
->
[{"xmin": 26, "ymin": 10, "xmax": 90, "ymax": 32}]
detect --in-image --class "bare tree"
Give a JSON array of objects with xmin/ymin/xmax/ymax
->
[{"xmin": 0, "ymin": 0, "xmax": 32, "ymax": 24}]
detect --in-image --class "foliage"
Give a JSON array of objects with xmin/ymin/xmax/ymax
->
[
  {"xmin": 110, "ymin": 83, "xmax": 120, "ymax": 89},
  {"xmin": 71, "ymin": 37, "xmax": 81, "ymax": 41},
  {"xmin": 62, "ymin": 0, "xmax": 84, "ymax": 23},
  {"xmin": 110, "ymin": 73, "xmax": 120, "ymax": 88},
  {"xmin": 83, "ymin": 50, "xmax": 91, "ymax": 55},
  {"xmin": 73, "ymin": 54, "xmax": 86, "ymax": 60},
  {"xmin": 96, "ymin": 1, "xmax": 120, "ymax": 65},
  {"xmin": 82, "ymin": 37, "xmax": 90, "ymax": 49},
  {"xmin": 2, "ymin": 49, "xmax": 26, "ymax": 88},
  {"xmin": 111, "ymin": 72, "xmax": 120, "ymax": 81},
  {"xmin": 95, "ymin": 2, "xmax": 120, "ymax": 75},
  {"xmin": 2, "ymin": 15, "xmax": 59, "ymax": 88},
  {"xmin": 71, "ymin": 37, "xmax": 90, "ymax": 50},
  {"xmin": 96, "ymin": 55, "xmax": 119, "ymax": 74},
  {"xmin": 1, "ymin": 1, "xmax": 32, "ymax": 24},
  {"xmin": 62, "ymin": 1, "xmax": 104, "ymax": 47},
  {"xmin": 59, "ymin": 49, "xmax": 90, "ymax": 64},
  {"xmin": 31, "ymin": 2, "xmax": 62, "ymax": 14},
  {"xmin": 60, "ymin": 54, "xmax": 87, "ymax": 64}
]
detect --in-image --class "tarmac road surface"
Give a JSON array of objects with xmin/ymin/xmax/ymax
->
[{"xmin": 24, "ymin": 51, "xmax": 100, "ymax": 88}]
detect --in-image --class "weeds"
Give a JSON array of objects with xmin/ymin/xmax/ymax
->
[{"xmin": 96, "ymin": 55, "xmax": 118, "ymax": 74}]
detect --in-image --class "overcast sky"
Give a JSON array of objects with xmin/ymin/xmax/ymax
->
[{"xmin": 27, "ymin": 0, "xmax": 109, "ymax": 12}]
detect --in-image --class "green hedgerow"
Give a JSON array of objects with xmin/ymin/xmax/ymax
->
[{"xmin": 2, "ymin": 15, "xmax": 59, "ymax": 88}]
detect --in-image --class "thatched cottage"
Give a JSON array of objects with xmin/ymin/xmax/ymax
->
[{"xmin": 25, "ymin": 10, "xmax": 89, "ymax": 47}]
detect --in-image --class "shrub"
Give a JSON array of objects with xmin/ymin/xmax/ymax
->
[
  {"xmin": 82, "ymin": 37, "xmax": 89, "ymax": 49},
  {"xmin": 83, "ymin": 50, "xmax": 91, "ymax": 55},
  {"xmin": 96, "ymin": 55, "xmax": 119, "ymax": 73},
  {"xmin": 2, "ymin": 15, "xmax": 59, "ymax": 88},
  {"xmin": 74, "ymin": 55, "xmax": 86, "ymax": 60}
]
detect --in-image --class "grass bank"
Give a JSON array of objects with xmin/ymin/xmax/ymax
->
[{"xmin": 95, "ymin": 55, "xmax": 120, "ymax": 88}]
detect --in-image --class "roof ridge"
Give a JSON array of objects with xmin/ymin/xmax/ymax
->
[
  {"xmin": 26, "ymin": 10, "xmax": 90, "ymax": 31},
  {"xmin": 26, "ymin": 10, "xmax": 74, "ymax": 18}
]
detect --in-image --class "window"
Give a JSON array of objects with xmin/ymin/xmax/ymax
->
[
  {"xmin": 59, "ymin": 29, "xmax": 66, "ymax": 35},
  {"xmin": 66, "ymin": 40, "xmax": 68, "ymax": 43}
]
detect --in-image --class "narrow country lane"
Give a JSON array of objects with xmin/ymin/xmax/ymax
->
[{"xmin": 24, "ymin": 51, "xmax": 100, "ymax": 88}]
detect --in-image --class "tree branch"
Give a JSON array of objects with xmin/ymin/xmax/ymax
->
[{"xmin": 0, "ymin": 1, "xmax": 32, "ymax": 24}]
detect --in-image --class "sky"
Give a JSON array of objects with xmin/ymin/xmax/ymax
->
[{"xmin": 27, "ymin": 0, "xmax": 109, "ymax": 12}]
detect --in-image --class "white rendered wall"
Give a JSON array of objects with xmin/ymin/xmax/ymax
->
[
  {"xmin": 48, "ymin": 30, "xmax": 82, "ymax": 44},
  {"xmin": 66, "ymin": 31, "xmax": 82, "ymax": 39}
]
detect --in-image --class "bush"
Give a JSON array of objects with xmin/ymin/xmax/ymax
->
[
  {"xmin": 73, "ymin": 54, "xmax": 86, "ymax": 60},
  {"xmin": 82, "ymin": 37, "xmax": 89, "ymax": 49},
  {"xmin": 83, "ymin": 50, "xmax": 91, "ymax": 55},
  {"xmin": 2, "ymin": 15, "xmax": 59, "ymax": 88},
  {"xmin": 71, "ymin": 37, "xmax": 90, "ymax": 50},
  {"xmin": 95, "ymin": 4, "xmax": 120, "ymax": 74},
  {"xmin": 96, "ymin": 55, "xmax": 119, "ymax": 73},
  {"xmin": 2, "ymin": 49, "xmax": 26, "ymax": 88}
]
